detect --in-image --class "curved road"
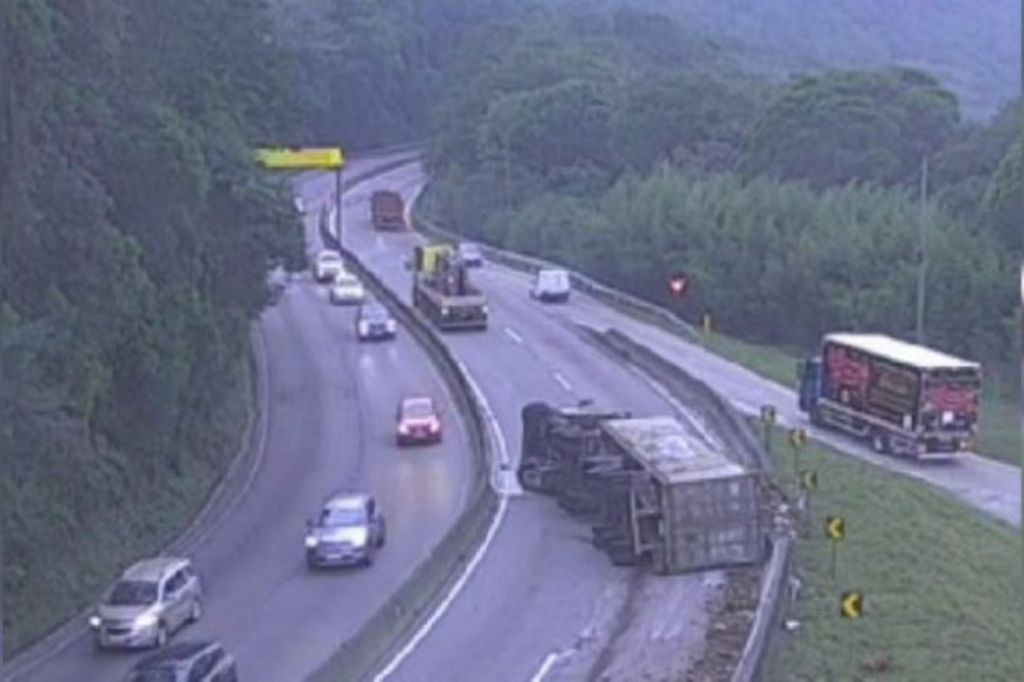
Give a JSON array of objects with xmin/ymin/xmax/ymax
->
[
  {"xmin": 322, "ymin": 163, "xmax": 725, "ymax": 682},
  {"xmin": 328, "ymin": 159, "xmax": 1020, "ymax": 682},
  {"xmin": 10, "ymin": 153, "xmax": 473, "ymax": 682}
]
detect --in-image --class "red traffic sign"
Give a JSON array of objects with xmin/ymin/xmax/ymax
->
[{"xmin": 668, "ymin": 274, "xmax": 689, "ymax": 297}]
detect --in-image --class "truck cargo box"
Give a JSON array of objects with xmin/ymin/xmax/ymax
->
[{"xmin": 602, "ymin": 416, "xmax": 764, "ymax": 574}]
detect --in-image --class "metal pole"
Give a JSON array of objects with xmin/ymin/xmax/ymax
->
[
  {"xmin": 915, "ymin": 156, "xmax": 929, "ymax": 344},
  {"xmin": 831, "ymin": 542, "xmax": 837, "ymax": 581},
  {"xmin": 335, "ymin": 167, "xmax": 343, "ymax": 249}
]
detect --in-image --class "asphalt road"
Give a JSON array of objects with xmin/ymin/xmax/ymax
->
[
  {"xmin": 9, "ymin": 153, "xmax": 473, "ymax": 682},
  {"xmin": 328, "ymin": 163, "xmax": 722, "ymax": 682}
]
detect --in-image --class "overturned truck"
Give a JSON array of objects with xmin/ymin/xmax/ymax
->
[{"xmin": 519, "ymin": 402, "xmax": 766, "ymax": 574}]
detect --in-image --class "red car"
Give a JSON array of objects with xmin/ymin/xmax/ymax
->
[{"xmin": 396, "ymin": 396, "xmax": 442, "ymax": 446}]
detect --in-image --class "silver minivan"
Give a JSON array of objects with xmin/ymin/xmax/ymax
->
[{"xmin": 90, "ymin": 557, "xmax": 203, "ymax": 650}]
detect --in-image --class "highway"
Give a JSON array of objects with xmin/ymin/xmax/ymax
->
[
  {"xmin": 319, "ymin": 163, "xmax": 726, "ymax": 682},
  {"xmin": 8, "ymin": 153, "xmax": 474, "ymax": 682},
  {"xmin": 328, "ymin": 158, "xmax": 1019, "ymax": 681}
]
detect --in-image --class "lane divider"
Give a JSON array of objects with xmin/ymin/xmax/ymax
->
[{"xmin": 504, "ymin": 326, "xmax": 525, "ymax": 345}]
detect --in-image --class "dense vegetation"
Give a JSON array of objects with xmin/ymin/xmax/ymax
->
[
  {"xmin": 0, "ymin": 0, "xmax": 303, "ymax": 654},
  {"xmin": 2, "ymin": 0, "xmax": 1018, "ymax": 660},
  {"xmin": 419, "ymin": 4, "xmax": 1021, "ymax": 392}
]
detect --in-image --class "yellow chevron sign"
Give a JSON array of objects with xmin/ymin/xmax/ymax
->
[
  {"xmin": 825, "ymin": 515, "xmax": 846, "ymax": 541},
  {"xmin": 255, "ymin": 147, "xmax": 344, "ymax": 169},
  {"xmin": 840, "ymin": 591, "xmax": 863, "ymax": 619},
  {"xmin": 798, "ymin": 469, "xmax": 817, "ymax": 491},
  {"xmin": 788, "ymin": 428, "xmax": 807, "ymax": 447}
]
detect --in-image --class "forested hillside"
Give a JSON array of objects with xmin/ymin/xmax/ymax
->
[
  {"xmin": 418, "ymin": 3, "xmax": 1020, "ymax": 395},
  {"xmin": 584, "ymin": 0, "xmax": 1020, "ymax": 119},
  {"xmin": 0, "ymin": 0, "xmax": 303, "ymax": 653}
]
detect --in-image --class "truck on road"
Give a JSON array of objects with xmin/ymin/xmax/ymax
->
[
  {"xmin": 370, "ymin": 190, "xmax": 405, "ymax": 230},
  {"xmin": 410, "ymin": 243, "xmax": 488, "ymax": 331},
  {"xmin": 797, "ymin": 333, "xmax": 981, "ymax": 459},
  {"xmin": 518, "ymin": 402, "xmax": 765, "ymax": 574}
]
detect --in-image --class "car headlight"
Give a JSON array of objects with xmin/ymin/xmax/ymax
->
[
  {"xmin": 358, "ymin": 322, "xmax": 370, "ymax": 335},
  {"xmin": 305, "ymin": 535, "xmax": 319, "ymax": 549},
  {"xmin": 481, "ymin": 305, "xmax": 489, "ymax": 314},
  {"xmin": 399, "ymin": 423, "xmax": 410, "ymax": 435},
  {"xmin": 135, "ymin": 612, "xmax": 158, "ymax": 629},
  {"xmin": 88, "ymin": 615, "xmax": 101, "ymax": 630},
  {"xmin": 441, "ymin": 306, "xmax": 450, "ymax": 316},
  {"xmin": 386, "ymin": 320, "xmax": 396, "ymax": 332}
]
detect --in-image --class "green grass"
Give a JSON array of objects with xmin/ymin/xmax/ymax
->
[
  {"xmin": 700, "ymin": 332, "xmax": 1020, "ymax": 466},
  {"xmin": 764, "ymin": 429, "xmax": 1023, "ymax": 681}
]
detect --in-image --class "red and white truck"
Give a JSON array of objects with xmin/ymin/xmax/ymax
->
[{"xmin": 797, "ymin": 333, "xmax": 981, "ymax": 459}]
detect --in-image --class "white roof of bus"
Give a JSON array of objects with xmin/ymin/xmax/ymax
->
[
  {"xmin": 602, "ymin": 416, "xmax": 745, "ymax": 485},
  {"xmin": 824, "ymin": 333, "xmax": 979, "ymax": 370}
]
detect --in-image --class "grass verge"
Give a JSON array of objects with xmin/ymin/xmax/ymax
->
[
  {"xmin": 701, "ymin": 332, "xmax": 1020, "ymax": 466},
  {"xmin": 764, "ymin": 428, "xmax": 1022, "ymax": 681}
]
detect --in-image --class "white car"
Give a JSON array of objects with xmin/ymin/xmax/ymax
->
[
  {"xmin": 330, "ymin": 272, "xmax": 366, "ymax": 304},
  {"xmin": 314, "ymin": 250, "xmax": 345, "ymax": 283},
  {"xmin": 530, "ymin": 268, "xmax": 571, "ymax": 303}
]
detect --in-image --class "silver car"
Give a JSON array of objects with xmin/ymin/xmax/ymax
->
[
  {"xmin": 89, "ymin": 557, "xmax": 202, "ymax": 650},
  {"xmin": 305, "ymin": 493, "xmax": 387, "ymax": 569}
]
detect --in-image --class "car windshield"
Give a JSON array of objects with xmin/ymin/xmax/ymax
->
[
  {"xmin": 460, "ymin": 244, "xmax": 480, "ymax": 255},
  {"xmin": 107, "ymin": 580, "xmax": 159, "ymax": 606},
  {"xmin": 335, "ymin": 275, "xmax": 358, "ymax": 286},
  {"xmin": 320, "ymin": 506, "xmax": 366, "ymax": 527},
  {"xmin": 361, "ymin": 305, "xmax": 389, "ymax": 320},
  {"xmin": 126, "ymin": 667, "xmax": 178, "ymax": 682},
  {"xmin": 319, "ymin": 252, "xmax": 341, "ymax": 263},
  {"xmin": 539, "ymin": 271, "xmax": 568, "ymax": 286},
  {"xmin": 403, "ymin": 400, "xmax": 434, "ymax": 419}
]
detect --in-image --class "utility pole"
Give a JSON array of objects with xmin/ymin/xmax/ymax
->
[{"xmin": 915, "ymin": 155, "xmax": 929, "ymax": 344}]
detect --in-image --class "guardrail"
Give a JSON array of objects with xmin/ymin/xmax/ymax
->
[
  {"xmin": 582, "ymin": 327, "xmax": 794, "ymax": 682},
  {"xmin": 410, "ymin": 199, "xmax": 794, "ymax": 682},
  {"xmin": 310, "ymin": 205, "xmax": 498, "ymax": 682},
  {"xmin": 409, "ymin": 210, "xmax": 699, "ymax": 342}
]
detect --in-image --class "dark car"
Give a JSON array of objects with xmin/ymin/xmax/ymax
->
[
  {"xmin": 355, "ymin": 302, "xmax": 397, "ymax": 341},
  {"xmin": 304, "ymin": 492, "xmax": 387, "ymax": 569},
  {"xmin": 124, "ymin": 641, "xmax": 237, "ymax": 682},
  {"xmin": 396, "ymin": 396, "xmax": 443, "ymax": 446}
]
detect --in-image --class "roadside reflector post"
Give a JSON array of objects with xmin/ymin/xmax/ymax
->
[
  {"xmin": 759, "ymin": 405, "xmax": 777, "ymax": 456},
  {"xmin": 797, "ymin": 468, "xmax": 817, "ymax": 538}
]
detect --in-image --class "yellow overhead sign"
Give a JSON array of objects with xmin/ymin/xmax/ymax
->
[{"xmin": 255, "ymin": 147, "xmax": 344, "ymax": 170}]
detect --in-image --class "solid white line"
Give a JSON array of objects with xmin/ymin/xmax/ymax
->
[
  {"xmin": 374, "ymin": 363, "xmax": 514, "ymax": 681},
  {"xmin": 373, "ymin": 497, "xmax": 509, "ymax": 682},
  {"xmin": 504, "ymin": 326, "xmax": 524, "ymax": 345},
  {"xmin": 552, "ymin": 372, "xmax": 573, "ymax": 394},
  {"xmin": 529, "ymin": 651, "xmax": 564, "ymax": 682}
]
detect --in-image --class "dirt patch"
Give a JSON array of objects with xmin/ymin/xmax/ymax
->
[{"xmin": 684, "ymin": 567, "xmax": 762, "ymax": 682}]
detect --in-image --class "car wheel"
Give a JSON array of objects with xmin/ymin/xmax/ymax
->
[
  {"xmin": 378, "ymin": 520, "xmax": 387, "ymax": 548},
  {"xmin": 153, "ymin": 624, "xmax": 168, "ymax": 649},
  {"xmin": 188, "ymin": 598, "xmax": 202, "ymax": 624}
]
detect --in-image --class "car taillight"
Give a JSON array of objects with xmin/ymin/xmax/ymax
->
[
  {"xmin": 428, "ymin": 419, "xmax": 439, "ymax": 432},
  {"xmin": 399, "ymin": 423, "xmax": 410, "ymax": 435}
]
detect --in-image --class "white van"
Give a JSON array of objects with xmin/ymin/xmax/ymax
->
[{"xmin": 530, "ymin": 268, "xmax": 571, "ymax": 303}]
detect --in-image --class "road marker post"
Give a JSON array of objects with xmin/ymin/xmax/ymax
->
[
  {"xmin": 759, "ymin": 405, "xmax": 776, "ymax": 456},
  {"xmin": 797, "ymin": 468, "xmax": 817, "ymax": 537}
]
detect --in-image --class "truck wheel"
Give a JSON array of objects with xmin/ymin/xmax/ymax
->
[{"xmin": 871, "ymin": 431, "xmax": 890, "ymax": 455}]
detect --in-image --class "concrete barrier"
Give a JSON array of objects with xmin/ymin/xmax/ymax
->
[{"xmin": 310, "ymin": 204, "xmax": 498, "ymax": 682}]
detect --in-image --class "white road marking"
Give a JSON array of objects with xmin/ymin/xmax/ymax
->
[
  {"xmin": 529, "ymin": 651, "xmax": 565, "ymax": 682},
  {"xmin": 504, "ymin": 326, "xmax": 524, "ymax": 345},
  {"xmin": 552, "ymin": 372, "xmax": 573, "ymax": 394},
  {"xmin": 374, "ymin": 363, "xmax": 516, "ymax": 681}
]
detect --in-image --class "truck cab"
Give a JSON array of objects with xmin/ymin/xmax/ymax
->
[{"xmin": 796, "ymin": 357, "xmax": 822, "ymax": 416}]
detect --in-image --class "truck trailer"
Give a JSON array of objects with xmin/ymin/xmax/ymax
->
[
  {"xmin": 518, "ymin": 402, "xmax": 765, "ymax": 574},
  {"xmin": 410, "ymin": 243, "xmax": 488, "ymax": 331},
  {"xmin": 797, "ymin": 333, "xmax": 981, "ymax": 459},
  {"xmin": 370, "ymin": 190, "xmax": 405, "ymax": 230}
]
